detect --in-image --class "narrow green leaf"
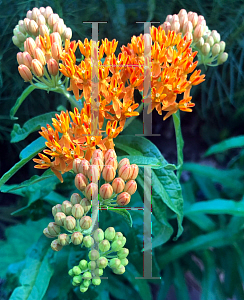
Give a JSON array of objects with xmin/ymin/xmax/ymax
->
[
  {"xmin": 10, "ymin": 85, "xmax": 36, "ymax": 120},
  {"xmin": 156, "ymin": 265, "xmax": 173, "ymax": 300},
  {"xmin": 204, "ymin": 136, "xmax": 244, "ymax": 156},
  {"xmin": 107, "ymin": 208, "xmax": 133, "ymax": 227},
  {"xmin": 172, "ymin": 110, "xmax": 184, "ymax": 179},
  {"xmin": 117, "ymin": 155, "xmax": 163, "ymax": 168},
  {"xmin": 173, "ymin": 261, "xmax": 190, "ymax": 300}
]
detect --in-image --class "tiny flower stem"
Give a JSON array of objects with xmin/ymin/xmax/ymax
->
[{"xmin": 172, "ymin": 110, "xmax": 184, "ymax": 179}]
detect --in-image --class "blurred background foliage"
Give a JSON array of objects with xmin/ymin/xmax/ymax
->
[{"xmin": 1, "ymin": 0, "xmax": 244, "ymax": 299}]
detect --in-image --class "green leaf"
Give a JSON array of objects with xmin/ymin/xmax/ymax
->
[
  {"xmin": 107, "ymin": 208, "xmax": 133, "ymax": 227},
  {"xmin": 0, "ymin": 137, "xmax": 46, "ymax": 189},
  {"xmin": 173, "ymin": 261, "xmax": 190, "ymax": 300},
  {"xmin": 10, "ymin": 85, "xmax": 36, "ymax": 120},
  {"xmin": 172, "ymin": 110, "xmax": 184, "ymax": 179},
  {"xmin": 11, "ymin": 112, "xmax": 56, "ymax": 143},
  {"xmin": 204, "ymin": 135, "xmax": 244, "ymax": 156},
  {"xmin": 117, "ymin": 155, "xmax": 163, "ymax": 168}
]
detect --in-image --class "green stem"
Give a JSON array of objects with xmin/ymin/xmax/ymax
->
[{"xmin": 55, "ymin": 85, "xmax": 83, "ymax": 110}]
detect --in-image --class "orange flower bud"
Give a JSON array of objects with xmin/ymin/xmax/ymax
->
[
  {"xmin": 50, "ymin": 32, "xmax": 62, "ymax": 46},
  {"xmin": 87, "ymin": 165, "xmax": 100, "ymax": 182},
  {"xmin": 75, "ymin": 173, "xmax": 88, "ymax": 191},
  {"xmin": 92, "ymin": 158, "xmax": 104, "ymax": 173},
  {"xmin": 92, "ymin": 149, "xmax": 104, "ymax": 161},
  {"xmin": 24, "ymin": 18, "xmax": 30, "ymax": 32},
  {"xmin": 112, "ymin": 177, "xmax": 125, "ymax": 194},
  {"xmin": 99, "ymin": 183, "xmax": 113, "ymax": 199},
  {"xmin": 52, "ymin": 204, "xmax": 62, "ymax": 216},
  {"xmin": 51, "ymin": 42, "xmax": 62, "ymax": 60},
  {"xmin": 72, "ymin": 204, "xmax": 84, "ymax": 219},
  {"xmin": 47, "ymin": 58, "xmax": 59, "ymax": 76},
  {"xmin": 58, "ymin": 233, "xmax": 70, "ymax": 246},
  {"xmin": 118, "ymin": 158, "xmax": 130, "ymax": 170},
  {"xmin": 78, "ymin": 159, "xmax": 90, "ymax": 176},
  {"xmin": 31, "ymin": 7, "xmax": 40, "ymax": 21},
  {"xmin": 39, "ymin": 24, "xmax": 49, "ymax": 37},
  {"xmin": 53, "ymin": 19, "xmax": 65, "ymax": 35},
  {"xmin": 104, "ymin": 149, "xmax": 117, "ymax": 161},
  {"xmin": 51, "ymin": 239, "xmax": 63, "ymax": 251},
  {"xmin": 36, "ymin": 14, "xmax": 46, "ymax": 26},
  {"xmin": 63, "ymin": 27, "xmax": 72, "ymax": 40},
  {"xmin": 64, "ymin": 216, "xmax": 76, "ymax": 231},
  {"xmin": 62, "ymin": 200, "xmax": 73, "ymax": 215},
  {"xmin": 43, "ymin": 227, "xmax": 56, "ymax": 238},
  {"xmin": 48, "ymin": 13, "xmax": 59, "ymax": 29},
  {"xmin": 105, "ymin": 157, "xmax": 118, "ymax": 170},
  {"xmin": 44, "ymin": 6, "xmax": 53, "ymax": 19},
  {"xmin": 193, "ymin": 24, "xmax": 205, "ymax": 41},
  {"xmin": 54, "ymin": 212, "xmax": 66, "ymax": 226},
  {"xmin": 35, "ymin": 36, "xmax": 42, "ymax": 48},
  {"xmin": 171, "ymin": 21, "xmax": 180, "ymax": 34},
  {"xmin": 80, "ymin": 216, "xmax": 92, "ymax": 229},
  {"xmin": 70, "ymin": 193, "xmax": 82, "ymax": 205},
  {"xmin": 85, "ymin": 183, "xmax": 98, "ymax": 200},
  {"xmin": 29, "ymin": 20, "xmax": 38, "ymax": 36},
  {"xmin": 71, "ymin": 232, "xmax": 83, "ymax": 245},
  {"xmin": 102, "ymin": 165, "xmax": 116, "ymax": 182},
  {"xmin": 117, "ymin": 192, "xmax": 131, "ymax": 206},
  {"xmin": 118, "ymin": 164, "xmax": 131, "ymax": 181},
  {"xmin": 23, "ymin": 51, "xmax": 32, "ymax": 69},
  {"xmin": 80, "ymin": 198, "xmax": 91, "ymax": 213},
  {"xmin": 31, "ymin": 59, "xmax": 44, "ymax": 77},
  {"xmin": 73, "ymin": 158, "xmax": 82, "ymax": 174},
  {"xmin": 128, "ymin": 164, "xmax": 139, "ymax": 180},
  {"xmin": 24, "ymin": 37, "xmax": 36, "ymax": 57},
  {"xmin": 34, "ymin": 48, "xmax": 46, "ymax": 65},
  {"xmin": 18, "ymin": 64, "xmax": 33, "ymax": 81},
  {"xmin": 48, "ymin": 222, "xmax": 60, "ymax": 236},
  {"xmin": 124, "ymin": 180, "xmax": 137, "ymax": 195},
  {"xmin": 17, "ymin": 52, "xmax": 24, "ymax": 65}
]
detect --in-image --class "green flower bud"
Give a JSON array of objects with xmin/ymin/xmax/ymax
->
[
  {"xmin": 72, "ymin": 204, "xmax": 84, "ymax": 219},
  {"xmin": 93, "ymin": 228, "xmax": 104, "ymax": 243},
  {"xmin": 206, "ymin": 35, "xmax": 214, "ymax": 47},
  {"xmin": 105, "ymin": 227, "xmax": 115, "ymax": 241},
  {"xmin": 80, "ymin": 284, "xmax": 88, "ymax": 293},
  {"xmin": 80, "ymin": 216, "xmax": 92, "ymax": 229},
  {"xmin": 43, "ymin": 228, "xmax": 56, "ymax": 238},
  {"xmin": 62, "ymin": 200, "xmax": 73, "ymax": 215},
  {"xmin": 83, "ymin": 272, "xmax": 92, "ymax": 280},
  {"xmin": 99, "ymin": 239, "xmax": 110, "ymax": 252},
  {"xmin": 73, "ymin": 266, "xmax": 82, "ymax": 275},
  {"xmin": 58, "ymin": 233, "xmax": 70, "ymax": 246},
  {"xmin": 219, "ymin": 41, "xmax": 225, "ymax": 53},
  {"xmin": 52, "ymin": 204, "xmax": 62, "ymax": 217},
  {"xmin": 68, "ymin": 269, "xmax": 74, "ymax": 276},
  {"xmin": 92, "ymin": 278, "xmax": 101, "ymax": 286},
  {"xmin": 88, "ymin": 250, "xmax": 100, "ymax": 261},
  {"xmin": 109, "ymin": 258, "xmax": 121, "ymax": 269},
  {"xmin": 83, "ymin": 235, "xmax": 94, "ymax": 248},
  {"xmin": 70, "ymin": 193, "xmax": 82, "ymax": 205},
  {"xmin": 217, "ymin": 52, "xmax": 228, "ymax": 64},
  {"xmin": 88, "ymin": 261, "xmax": 96, "ymax": 270},
  {"xmin": 121, "ymin": 237, "xmax": 126, "ymax": 247},
  {"xmin": 111, "ymin": 240, "xmax": 123, "ymax": 252},
  {"xmin": 117, "ymin": 248, "xmax": 129, "ymax": 259},
  {"xmin": 80, "ymin": 198, "xmax": 91, "ymax": 213},
  {"xmin": 54, "ymin": 212, "xmax": 66, "ymax": 226},
  {"xmin": 73, "ymin": 275, "xmax": 82, "ymax": 284},
  {"xmin": 94, "ymin": 268, "xmax": 103, "ymax": 277},
  {"xmin": 201, "ymin": 43, "xmax": 210, "ymax": 56},
  {"xmin": 83, "ymin": 279, "xmax": 91, "ymax": 287},
  {"xmin": 120, "ymin": 258, "xmax": 129, "ymax": 266},
  {"xmin": 79, "ymin": 259, "xmax": 88, "ymax": 270},
  {"xmin": 72, "ymin": 281, "xmax": 80, "ymax": 287},
  {"xmin": 113, "ymin": 232, "xmax": 123, "ymax": 241},
  {"xmin": 51, "ymin": 239, "xmax": 63, "ymax": 252},
  {"xmin": 210, "ymin": 30, "xmax": 220, "ymax": 43},
  {"xmin": 47, "ymin": 222, "xmax": 60, "ymax": 236},
  {"xmin": 113, "ymin": 264, "xmax": 125, "ymax": 275},
  {"xmin": 97, "ymin": 257, "xmax": 108, "ymax": 269},
  {"xmin": 71, "ymin": 232, "xmax": 83, "ymax": 245},
  {"xmin": 212, "ymin": 43, "xmax": 220, "ymax": 57},
  {"xmin": 64, "ymin": 216, "xmax": 76, "ymax": 231}
]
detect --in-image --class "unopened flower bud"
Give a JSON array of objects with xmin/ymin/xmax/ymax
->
[
  {"xmin": 184, "ymin": 32, "xmax": 193, "ymax": 42},
  {"xmin": 76, "ymin": 159, "xmax": 90, "ymax": 176},
  {"xmin": 47, "ymin": 58, "xmax": 59, "ymax": 76},
  {"xmin": 44, "ymin": 6, "xmax": 53, "ymax": 19},
  {"xmin": 35, "ymin": 36, "xmax": 42, "ymax": 48},
  {"xmin": 34, "ymin": 48, "xmax": 46, "ymax": 65},
  {"xmin": 26, "ymin": 10, "xmax": 32, "ymax": 19},
  {"xmin": 48, "ymin": 222, "xmax": 60, "ymax": 236},
  {"xmin": 72, "ymin": 204, "xmax": 84, "ymax": 219},
  {"xmin": 179, "ymin": 14, "xmax": 188, "ymax": 29},
  {"xmin": 105, "ymin": 227, "xmax": 116, "ymax": 241},
  {"xmin": 171, "ymin": 21, "xmax": 180, "ymax": 34},
  {"xmin": 31, "ymin": 59, "xmax": 44, "ymax": 77},
  {"xmin": 80, "ymin": 284, "xmax": 88, "ymax": 293},
  {"xmin": 188, "ymin": 12, "xmax": 198, "ymax": 28},
  {"xmin": 117, "ymin": 248, "xmax": 129, "ymax": 259},
  {"xmin": 54, "ymin": 212, "xmax": 66, "ymax": 226},
  {"xmin": 118, "ymin": 158, "xmax": 130, "ymax": 170},
  {"xmin": 166, "ymin": 14, "xmax": 173, "ymax": 23},
  {"xmin": 111, "ymin": 240, "xmax": 123, "ymax": 251},
  {"xmin": 64, "ymin": 216, "xmax": 76, "ymax": 231},
  {"xmin": 217, "ymin": 52, "xmax": 228, "ymax": 64},
  {"xmin": 109, "ymin": 258, "xmax": 121, "ymax": 269},
  {"xmin": 162, "ymin": 21, "xmax": 171, "ymax": 35},
  {"xmin": 113, "ymin": 232, "xmax": 124, "ymax": 241},
  {"xmin": 80, "ymin": 198, "xmax": 91, "ymax": 213},
  {"xmin": 206, "ymin": 35, "xmax": 214, "ymax": 47},
  {"xmin": 196, "ymin": 37, "xmax": 204, "ymax": 48},
  {"xmin": 99, "ymin": 239, "xmax": 110, "ymax": 252},
  {"xmin": 73, "ymin": 275, "xmax": 82, "ymax": 284},
  {"xmin": 121, "ymin": 236, "xmax": 126, "ymax": 247},
  {"xmin": 68, "ymin": 269, "xmax": 74, "ymax": 276},
  {"xmin": 97, "ymin": 257, "xmax": 108, "ymax": 269},
  {"xmin": 31, "ymin": 7, "xmax": 40, "ymax": 21},
  {"xmin": 16, "ymin": 31, "xmax": 26, "ymax": 43},
  {"xmin": 105, "ymin": 157, "xmax": 118, "ymax": 170},
  {"xmin": 79, "ymin": 259, "xmax": 88, "ymax": 270},
  {"xmin": 212, "ymin": 43, "xmax": 220, "ymax": 56},
  {"xmin": 118, "ymin": 164, "xmax": 131, "ymax": 181},
  {"xmin": 48, "ymin": 13, "xmax": 59, "ymax": 28},
  {"xmin": 117, "ymin": 192, "xmax": 131, "ymax": 206},
  {"xmin": 88, "ymin": 261, "xmax": 96, "ymax": 270},
  {"xmin": 197, "ymin": 17, "xmax": 206, "ymax": 28},
  {"xmin": 83, "ymin": 235, "xmax": 94, "ymax": 247},
  {"xmin": 63, "ymin": 27, "xmax": 72, "ymax": 40},
  {"xmin": 51, "ymin": 204, "xmax": 62, "ymax": 216},
  {"xmin": 87, "ymin": 165, "xmax": 100, "ymax": 182},
  {"xmin": 73, "ymin": 158, "xmax": 82, "ymax": 173},
  {"xmin": 29, "ymin": 20, "xmax": 38, "ymax": 36},
  {"xmin": 94, "ymin": 268, "xmax": 103, "ymax": 277},
  {"xmin": 92, "ymin": 278, "xmax": 101, "ymax": 286},
  {"xmin": 80, "ymin": 216, "xmax": 92, "ymax": 229},
  {"xmin": 85, "ymin": 183, "xmax": 98, "ymax": 200},
  {"xmin": 39, "ymin": 7, "xmax": 46, "ymax": 15},
  {"xmin": 104, "ymin": 149, "xmax": 117, "ymax": 161},
  {"xmin": 18, "ymin": 22, "xmax": 26, "ymax": 34},
  {"xmin": 71, "ymin": 232, "xmax": 83, "ymax": 245},
  {"xmin": 102, "ymin": 165, "xmax": 116, "ymax": 182},
  {"xmin": 183, "ymin": 21, "xmax": 193, "ymax": 34},
  {"xmin": 92, "ymin": 157, "xmax": 104, "ymax": 172},
  {"xmin": 75, "ymin": 173, "xmax": 88, "ymax": 191},
  {"xmin": 51, "ymin": 42, "xmax": 62, "ymax": 60},
  {"xmin": 58, "ymin": 233, "xmax": 70, "ymax": 246},
  {"xmin": 62, "ymin": 200, "xmax": 73, "ymax": 215},
  {"xmin": 93, "ymin": 228, "xmax": 104, "ymax": 243},
  {"xmin": 219, "ymin": 41, "xmax": 226, "ymax": 53},
  {"xmin": 171, "ymin": 14, "xmax": 179, "ymax": 23},
  {"xmin": 39, "ymin": 24, "xmax": 49, "ymax": 37},
  {"xmin": 83, "ymin": 271, "xmax": 92, "ymax": 280},
  {"xmin": 36, "ymin": 14, "xmax": 46, "ymax": 26},
  {"xmin": 12, "ymin": 35, "xmax": 21, "ymax": 47},
  {"xmin": 18, "ymin": 65, "xmax": 32, "ymax": 81},
  {"xmin": 43, "ymin": 227, "xmax": 56, "ymax": 238},
  {"xmin": 113, "ymin": 264, "xmax": 125, "ymax": 275},
  {"xmin": 92, "ymin": 149, "xmax": 104, "ymax": 161},
  {"xmin": 22, "ymin": 51, "xmax": 32, "ymax": 69},
  {"xmin": 129, "ymin": 164, "xmax": 139, "ymax": 180},
  {"xmin": 73, "ymin": 266, "xmax": 82, "ymax": 275},
  {"xmin": 210, "ymin": 30, "xmax": 220, "ymax": 43},
  {"xmin": 23, "ymin": 18, "xmax": 30, "ymax": 32},
  {"xmin": 51, "ymin": 239, "xmax": 63, "ymax": 251},
  {"xmin": 124, "ymin": 180, "xmax": 137, "ymax": 195},
  {"xmin": 70, "ymin": 193, "xmax": 82, "ymax": 205},
  {"xmin": 99, "ymin": 183, "xmax": 113, "ymax": 199},
  {"xmin": 112, "ymin": 177, "xmax": 125, "ymax": 194},
  {"xmin": 193, "ymin": 24, "xmax": 205, "ymax": 41},
  {"xmin": 88, "ymin": 249, "xmax": 100, "ymax": 261},
  {"xmin": 120, "ymin": 258, "xmax": 129, "ymax": 266},
  {"xmin": 178, "ymin": 9, "xmax": 187, "ymax": 18},
  {"xmin": 53, "ymin": 19, "xmax": 65, "ymax": 35}
]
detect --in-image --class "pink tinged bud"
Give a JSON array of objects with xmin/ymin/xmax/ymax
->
[
  {"xmin": 184, "ymin": 32, "xmax": 193, "ymax": 42},
  {"xmin": 85, "ymin": 183, "xmax": 98, "ymax": 200},
  {"xmin": 118, "ymin": 158, "xmax": 130, "ymax": 170},
  {"xmin": 92, "ymin": 157, "xmax": 104, "ymax": 172},
  {"xmin": 212, "ymin": 43, "xmax": 220, "ymax": 57},
  {"xmin": 80, "ymin": 198, "xmax": 91, "ymax": 213},
  {"xmin": 54, "ymin": 212, "xmax": 66, "ymax": 226},
  {"xmin": 58, "ymin": 233, "xmax": 70, "ymax": 246},
  {"xmin": 36, "ymin": 14, "xmax": 46, "ymax": 26},
  {"xmin": 87, "ymin": 165, "xmax": 100, "ymax": 182},
  {"xmin": 124, "ymin": 180, "xmax": 137, "ymax": 195},
  {"xmin": 171, "ymin": 21, "xmax": 180, "ymax": 34},
  {"xmin": 217, "ymin": 52, "xmax": 228, "ymax": 64},
  {"xmin": 71, "ymin": 232, "xmax": 83, "ymax": 245},
  {"xmin": 35, "ymin": 36, "xmax": 42, "ymax": 48},
  {"xmin": 16, "ymin": 31, "xmax": 26, "ymax": 43},
  {"xmin": 197, "ymin": 18, "xmax": 206, "ymax": 29},
  {"xmin": 202, "ymin": 43, "xmax": 210, "ymax": 56},
  {"xmin": 188, "ymin": 12, "xmax": 198, "ymax": 28},
  {"xmin": 50, "ymin": 32, "xmax": 62, "ymax": 46},
  {"xmin": 166, "ymin": 14, "xmax": 173, "ymax": 23},
  {"xmin": 197, "ymin": 15, "xmax": 205, "ymax": 24},
  {"xmin": 75, "ymin": 173, "xmax": 88, "ymax": 191},
  {"xmin": 64, "ymin": 216, "xmax": 76, "ymax": 231},
  {"xmin": 47, "ymin": 58, "xmax": 59, "ymax": 76},
  {"xmin": 162, "ymin": 22, "xmax": 171, "ymax": 35},
  {"xmin": 80, "ymin": 216, "xmax": 92, "ymax": 229},
  {"xmin": 39, "ymin": 24, "xmax": 49, "ymax": 37},
  {"xmin": 48, "ymin": 13, "xmax": 59, "ymax": 28},
  {"xmin": 51, "ymin": 239, "xmax": 63, "ymax": 251},
  {"xmin": 193, "ymin": 24, "xmax": 205, "ymax": 41},
  {"xmin": 104, "ymin": 149, "xmax": 117, "ymax": 161},
  {"xmin": 178, "ymin": 9, "xmax": 187, "ymax": 18},
  {"xmin": 53, "ymin": 19, "xmax": 65, "ymax": 35},
  {"xmin": 183, "ymin": 21, "xmax": 193, "ymax": 34},
  {"xmin": 23, "ymin": 51, "xmax": 32, "ymax": 69},
  {"xmin": 26, "ymin": 10, "xmax": 32, "ymax": 19},
  {"xmin": 117, "ymin": 192, "xmax": 131, "ymax": 206},
  {"xmin": 92, "ymin": 149, "xmax": 104, "ymax": 162},
  {"xmin": 99, "ymin": 183, "xmax": 113, "ymax": 199},
  {"xmin": 32, "ymin": 7, "xmax": 40, "ymax": 21},
  {"xmin": 105, "ymin": 157, "xmax": 118, "ymax": 170},
  {"xmin": 24, "ymin": 18, "xmax": 30, "ymax": 32},
  {"xmin": 63, "ymin": 27, "xmax": 72, "ymax": 40},
  {"xmin": 144, "ymin": 33, "xmax": 152, "ymax": 56},
  {"xmin": 34, "ymin": 48, "xmax": 46, "ymax": 65},
  {"xmin": 129, "ymin": 164, "xmax": 139, "ymax": 180},
  {"xmin": 51, "ymin": 42, "xmax": 62, "ymax": 60},
  {"xmin": 118, "ymin": 164, "xmax": 131, "ymax": 181},
  {"xmin": 219, "ymin": 41, "xmax": 225, "ymax": 53},
  {"xmin": 72, "ymin": 204, "xmax": 84, "ymax": 219},
  {"xmin": 179, "ymin": 14, "xmax": 188, "ymax": 29},
  {"xmin": 25, "ymin": 37, "xmax": 36, "ymax": 56},
  {"xmin": 52, "ymin": 204, "xmax": 62, "ymax": 217},
  {"xmin": 44, "ymin": 6, "xmax": 53, "ymax": 19},
  {"xmin": 172, "ymin": 14, "xmax": 179, "ymax": 23},
  {"xmin": 70, "ymin": 193, "xmax": 82, "ymax": 205},
  {"xmin": 18, "ymin": 65, "xmax": 32, "ymax": 82},
  {"xmin": 48, "ymin": 222, "xmax": 61, "ymax": 236},
  {"xmin": 29, "ymin": 20, "xmax": 38, "ymax": 36},
  {"xmin": 39, "ymin": 7, "xmax": 46, "ymax": 15},
  {"xmin": 102, "ymin": 165, "xmax": 116, "ymax": 182},
  {"xmin": 62, "ymin": 200, "xmax": 73, "ymax": 215},
  {"xmin": 112, "ymin": 177, "xmax": 125, "ymax": 194},
  {"xmin": 31, "ymin": 59, "xmax": 44, "ymax": 77},
  {"xmin": 43, "ymin": 227, "xmax": 56, "ymax": 238},
  {"xmin": 17, "ymin": 52, "xmax": 24, "ymax": 65},
  {"xmin": 206, "ymin": 36, "xmax": 214, "ymax": 47}
]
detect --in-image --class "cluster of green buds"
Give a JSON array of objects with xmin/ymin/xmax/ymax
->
[
  {"xmin": 68, "ymin": 227, "xmax": 129, "ymax": 293},
  {"xmin": 73, "ymin": 148, "xmax": 139, "ymax": 207},
  {"xmin": 161, "ymin": 9, "xmax": 228, "ymax": 66},
  {"xmin": 12, "ymin": 6, "xmax": 72, "ymax": 50},
  {"xmin": 43, "ymin": 193, "xmax": 93, "ymax": 251}
]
